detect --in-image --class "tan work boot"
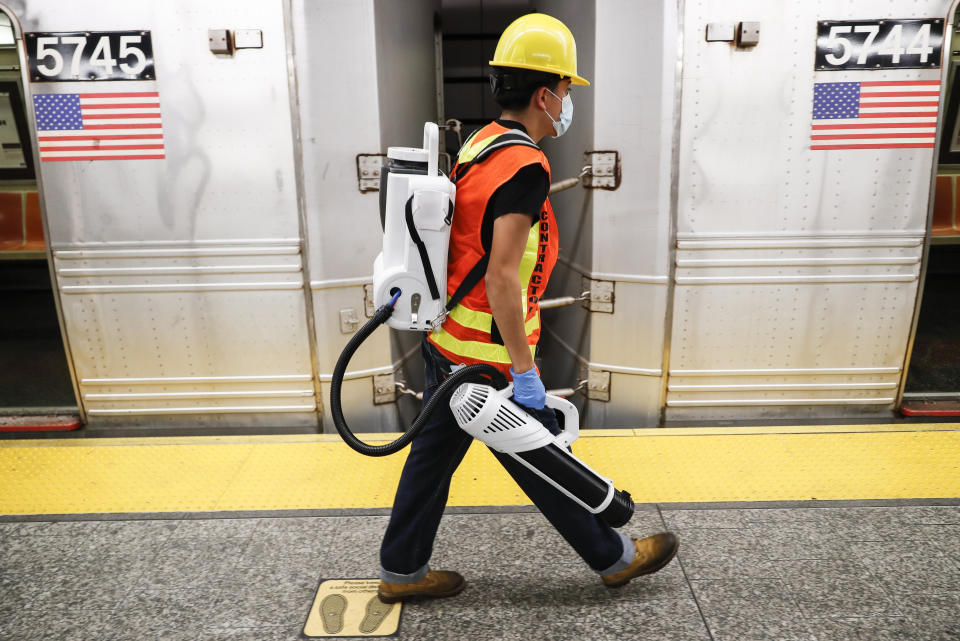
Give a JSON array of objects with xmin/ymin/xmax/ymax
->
[
  {"xmin": 377, "ymin": 570, "xmax": 465, "ymax": 603},
  {"xmin": 602, "ymin": 532, "xmax": 679, "ymax": 588}
]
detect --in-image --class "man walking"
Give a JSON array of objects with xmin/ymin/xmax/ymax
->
[{"xmin": 378, "ymin": 13, "xmax": 679, "ymax": 603}]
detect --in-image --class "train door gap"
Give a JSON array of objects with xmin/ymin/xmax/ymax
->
[
  {"xmin": 0, "ymin": 5, "xmax": 79, "ymax": 427},
  {"xmin": 425, "ymin": 2, "xmax": 596, "ymax": 428},
  {"xmin": 394, "ymin": 0, "xmax": 537, "ymax": 428},
  {"xmin": 902, "ymin": 246, "xmax": 960, "ymax": 414},
  {"xmin": 435, "ymin": 1, "xmax": 535, "ymax": 155},
  {"xmin": 902, "ymin": 7, "xmax": 960, "ymax": 418}
]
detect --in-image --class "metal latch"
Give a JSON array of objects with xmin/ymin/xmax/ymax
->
[
  {"xmin": 706, "ymin": 23, "xmax": 736, "ymax": 42},
  {"xmin": 582, "ymin": 151, "xmax": 621, "ymax": 190},
  {"xmin": 356, "ymin": 154, "xmax": 385, "ymax": 193},
  {"xmin": 209, "ymin": 29, "xmax": 263, "ymax": 54},
  {"xmin": 234, "ymin": 29, "xmax": 263, "ymax": 49},
  {"xmin": 587, "ymin": 369, "xmax": 611, "ymax": 402},
  {"xmin": 373, "ymin": 373, "xmax": 396, "ymax": 404},
  {"xmin": 582, "ymin": 277, "xmax": 614, "ymax": 313},
  {"xmin": 208, "ymin": 30, "xmax": 233, "ymax": 55},
  {"xmin": 736, "ymin": 22, "xmax": 760, "ymax": 47}
]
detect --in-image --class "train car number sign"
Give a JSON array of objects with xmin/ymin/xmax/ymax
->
[
  {"xmin": 26, "ymin": 31, "xmax": 155, "ymax": 82},
  {"xmin": 816, "ymin": 19, "xmax": 943, "ymax": 70}
]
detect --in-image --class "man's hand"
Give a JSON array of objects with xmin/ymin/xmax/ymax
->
[{"xmin": 511, "ymin": 365, "xmax": 546, "ymax": 409}]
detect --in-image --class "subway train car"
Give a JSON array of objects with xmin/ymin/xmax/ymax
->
[{"xmin": 2, "ymin": 0, "xmax": 960, "ymax": 435}]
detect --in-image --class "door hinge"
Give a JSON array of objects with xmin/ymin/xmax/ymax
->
[
  {"xmin": 587, "ymin": 369, "xmax": 611, "ymax": 402},
  {"xmin": 582, "ymin": 150, "xmax": 621, "ymax": 190},
  {"xmin": 581, "ymin": 277, "xmax": 614, "ymax": 313},
  {"xmin": 356, "ymin": 153, "xmax": 385, "ymax": 192},
  {"xmin": 373, "ymin": 373, "xmax": 397, "ymax": 404}
]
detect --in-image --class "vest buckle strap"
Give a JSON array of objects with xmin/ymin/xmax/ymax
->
[{"xmin": 430, "ymin": 309, "xmax": 449, "ymax": 333}]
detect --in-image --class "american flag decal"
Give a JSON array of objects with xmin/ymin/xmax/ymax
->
[
  {"xmin": 32, "ymin": 91, "xmax": 165, "ymax": 161},
  {"xmin": 810, "ymin": 80, "xmax": 940, "ymax": 150}
]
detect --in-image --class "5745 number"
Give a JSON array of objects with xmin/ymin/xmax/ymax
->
[{"xmin": 26, "ymin": 31, "xmax": 155, "ymax": 82}]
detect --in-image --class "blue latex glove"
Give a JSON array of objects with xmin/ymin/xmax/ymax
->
[{"xmin": 510, "ymin": 366, "xmax": 546, "ymax": 409}]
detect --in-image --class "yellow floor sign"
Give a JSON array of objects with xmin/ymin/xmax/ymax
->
[{"xmin": 304, "ymin": 579, "xmax": 402, "ymax": 638}]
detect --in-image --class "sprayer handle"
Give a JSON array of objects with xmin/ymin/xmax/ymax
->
[
  {"xmin": 498, "ymin": 385, "xmax": 579, "ymax": 447},
  {"xmin": 545, "ymin": 394, "xmax": 580, "ymax": 447},
  {"xmin": 423, "ymin": 121, "xmax": 439, "ymax": 177}
]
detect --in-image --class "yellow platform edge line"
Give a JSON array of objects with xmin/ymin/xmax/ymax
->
[
  {"xmin": 1, "ymin": 428, "xmax": 959, "ymax": 515},
  {"xmin": 1, "ymin": 422, "xmax": 959, "ymax": 449}
]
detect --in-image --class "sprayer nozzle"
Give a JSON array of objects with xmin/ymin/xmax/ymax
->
[{"xmin": 601, "ymin": 489, "xmax": 635, "ymax": 528}]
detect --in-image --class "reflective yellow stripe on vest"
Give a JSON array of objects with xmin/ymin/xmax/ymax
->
[
  {"xmin": 458, "ymin": 131, "xmax": 503, "ymax": 165},
  {"xmin": 519, "ymin": 223, "xmax": 539, "ymax": 310},
  {"xmin": 448, "ymin": 303, "xmax": 540, "ymax": 335},
  {"xmin": 430, "ymin": 330, "xmax": 538, "ymax": 365}
]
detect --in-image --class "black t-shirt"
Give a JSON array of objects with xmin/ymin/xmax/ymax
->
[{"xmin": 478, "ymin": 119, "xmax": 549, "ymax": 252}]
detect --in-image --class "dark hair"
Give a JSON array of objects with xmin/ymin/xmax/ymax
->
[{"xmin": 489, "ymin": 68, "xmax": 564, "ymax": 111}]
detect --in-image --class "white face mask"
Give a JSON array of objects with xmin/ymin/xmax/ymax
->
[{"xmin": 544, "ymin": 88, "xmax": 573, "ymax": 137}]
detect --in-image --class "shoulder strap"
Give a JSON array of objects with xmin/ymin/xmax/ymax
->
[
  {"xmin": 453, "ymin": 128, "xmax": 541, "ymax": 184},
  {"xmin": 404, "ymin": 195, "xmax": 441, "ymax": 301},
  {"xmin": 444, "ymin": 126, "xmax": 541, "ymax": 313},
  {"xmin": 445, "ymin": 254, "xmax": 489, "ymax": 312}
]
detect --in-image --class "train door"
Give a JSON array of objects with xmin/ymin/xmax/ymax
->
[
  {"xmin": 663, "ymin": 2, "xmax": 948, "ymax": 424},
  {"xmin": 901, "ymin": 6, "xmax": 960, "ymax": 415},
  {"xmin": 16, "ymin": 1, "xmax": 320, "ymax": 432},
  {"xmin": 0, "ymin": 9, "xmax": 78, "ymax": 429}
]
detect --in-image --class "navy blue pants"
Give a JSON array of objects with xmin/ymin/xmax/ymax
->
[{"xmin": 378, "ymin": 337, "xmax": 632, "ymax": 583}]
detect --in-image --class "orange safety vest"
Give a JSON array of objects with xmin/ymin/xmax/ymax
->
[{"xmin": 428, "ymin": 121, "xmax": 559, "ymax": 378}]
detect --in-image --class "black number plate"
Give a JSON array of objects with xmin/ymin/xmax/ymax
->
[
  {"xmin": 26, "ymin": 31, "xmax": 156, "ymax": 82},
  {"xmin": 815, "ymin": 19, "xmax": 944, "ymax": 70}
]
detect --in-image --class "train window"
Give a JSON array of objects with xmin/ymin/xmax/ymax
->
[
  {"xmin": 939, "ymin": 63, "xmax": 960, "ymax": 164},
  {"xmin": 0, "ymin": 82, "xmax": 34, "ymax": 180},
  {"xmin": 0, "ymin": 14, "xmax": 12, "ymax": 47},
  {"xmin": 940, "ymin": 23, "xmax": 960, "ymax": 164}
]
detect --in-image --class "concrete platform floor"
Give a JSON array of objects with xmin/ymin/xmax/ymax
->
[{"xmin": 1, "ymin": 503, "xmax": 959, "ymax": 641}]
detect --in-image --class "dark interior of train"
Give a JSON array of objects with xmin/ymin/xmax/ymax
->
[
  {"xmin": 902, "ymin": 245, "xmax": 960, "ymax": 397},
  {"xmin": 901, "ymin": 16, "xmax": 960, "ymax": 409},
  {"xmin": 0, "ymin": 34, "xmax": 75, "ymax": 415},
  {"xmin": 0, "ymin": 261, "xmax": 73, "ymax": 410}
]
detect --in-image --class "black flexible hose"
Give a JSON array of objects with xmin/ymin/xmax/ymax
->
[{"xmin": 330, "ymin": 302, "xmax": 508, "ymax": 457}]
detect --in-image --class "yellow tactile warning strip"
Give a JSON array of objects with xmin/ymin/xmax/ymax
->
[
  {"xmin": 1, "ymin": 424, "xmax": 959, "ymax": 515},
  {"xmin": 303, "ymin": 580, "xmax": 400, "ymax": 638}
]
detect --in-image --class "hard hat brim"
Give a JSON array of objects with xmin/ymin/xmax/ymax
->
[{"xmin": 489, "ymin": 61, "xmax": 590, "ymax": 86}]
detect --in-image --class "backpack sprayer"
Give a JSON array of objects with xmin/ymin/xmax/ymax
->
[{"xmin": 329, "ymin": 122, "xmax": 634, "ymax": 527}]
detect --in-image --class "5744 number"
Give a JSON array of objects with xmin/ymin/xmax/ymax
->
[
  {"xmin": 816, "ymin": 19, "xmax": 943, "ymax": 70},
  {"xmin": 26, "ymin": 31, "xmax": 155, "ymax": 82}
]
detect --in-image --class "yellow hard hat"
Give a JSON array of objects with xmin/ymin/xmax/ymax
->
[{"xmin": 490, "ymin": 13, "xmax": 590, "ymax": 86}]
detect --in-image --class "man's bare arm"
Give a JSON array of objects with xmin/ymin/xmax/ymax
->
[{"xmin": 486, "ymin": 213, "xmax": 535, "ymax": 373}]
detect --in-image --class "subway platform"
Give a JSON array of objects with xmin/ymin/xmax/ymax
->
[{"xmin": 1, "ymin": 424, "xmax": 959, "ymax": 640}]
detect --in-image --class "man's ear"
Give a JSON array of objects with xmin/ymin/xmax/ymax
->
[{"xmin": 530, "ymin": 86, "xmax": 548, "ymax": 111}]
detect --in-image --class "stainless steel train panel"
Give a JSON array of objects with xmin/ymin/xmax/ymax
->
[
  {"xmin": 291, "ymin": 0, "xmax": 436, "ymax": 432},
  {"xmin": 666, "ymin": 0, "xmax": 952, "ymax": 421},
  {"xmin": 580, "ymin": 0, "xmax": 678, "ymax": 426},
  {"xmin": 585, "ymin": 281, "xmax": 667, "ymax": 427},
  {"xmin": 311, "ymin": 283, "xmax": 396, "ymax": 430},
  {"xmin": 54, "ymin": 240, "xmax": 316, "ymax": 419},
  {"xmin": 19, "ymin": 0, "xmax": 318, "ymax": 426}
]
